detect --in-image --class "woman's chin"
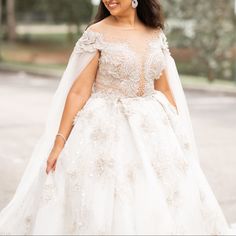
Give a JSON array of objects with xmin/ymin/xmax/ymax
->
[{"xmin": 109, "ymin": 10, "xmax": 121, "ymax": 16}]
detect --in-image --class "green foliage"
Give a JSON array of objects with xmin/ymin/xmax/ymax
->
[
  {"xmin": 13, "ymin": 0, "xmax": 93, "ymax": 41},
  {"xmin": 47, "ymin": 0, "xmax": 93, "ymax": 24},
  {"xmin": 15, "ymin": 0, "xmax": 93, "ymax": 25},
  {"xmin": 163, "ymin": 0, "xmax": 236, "ymax": 81}
]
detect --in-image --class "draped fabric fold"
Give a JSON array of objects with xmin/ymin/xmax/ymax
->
[
  {"xmin": 159, "ymin": 30, "xmax": 199, "ymax": 162},
  {"xmin": 164, "ymin": 54, "xmax": 199, "ymax": 161}
]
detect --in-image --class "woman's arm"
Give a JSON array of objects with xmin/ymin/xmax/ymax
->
[
  {"xmin": 46, "ymin": 51, "xmax": 100, "ymax": 174},
  {"xmin": 154, "ymin": 69, "xmax": 177, "ymax": 109}
]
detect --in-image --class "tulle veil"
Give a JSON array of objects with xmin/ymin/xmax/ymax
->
[{"xmin": 0, "ymin": 27, "xmax": 199, "ymax": 226}]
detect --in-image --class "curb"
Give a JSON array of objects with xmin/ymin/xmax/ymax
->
[
  {"xmin": 0, "ymin": 63, "xmax": 62, "ymax": 79},
  {"xmin": 183, "ymin": 84, "xmax": 236, "ymax": 97}
]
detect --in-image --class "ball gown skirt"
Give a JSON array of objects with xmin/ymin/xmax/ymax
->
[{"xmin": 0, "ymin": 90, "xmax": 232, "ymax": 235}]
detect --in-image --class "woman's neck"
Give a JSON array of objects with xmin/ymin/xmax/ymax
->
[{"xmin": 110, "ymin": 10, "xmax": 141, "ymax": 29}]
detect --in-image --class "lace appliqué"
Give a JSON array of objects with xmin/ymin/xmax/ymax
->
[
  {"xmin": 148, "ymin": 39, "xmax": 167, "ymax": 81},
  {"xmin": 86, "ymin": 28, "xmax": 169, "ymax": 98},
  {"xmin": 39, "ymin": 174, "xmax": 57, "ymax": 206},
  {"xmin": 74, "ymin": 30, "xmax": 104, "ymax": 54},
  {"xmin": 159, "ymin": 29, "xmax": 171, "ymax": 56},
  {"xmin": 199, "ymin": 188, "xmax": 227, "ymax": 235}
]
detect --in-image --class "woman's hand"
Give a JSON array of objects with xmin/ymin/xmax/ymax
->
[{"xmin": 46, "ymin": 141, "xmax": 64, "ymax": 174}]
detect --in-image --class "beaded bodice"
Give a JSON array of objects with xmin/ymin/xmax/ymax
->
[{"xmin": 75, "ymin": 27, "xmax": 170, "ymax": 98}]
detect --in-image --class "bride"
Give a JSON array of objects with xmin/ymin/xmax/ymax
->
[{"xmin": 0, "ymin": 0, "xmax": 235, "ymax": 235}]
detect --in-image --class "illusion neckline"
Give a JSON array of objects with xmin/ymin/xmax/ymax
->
[
  {"xmin": 101, "ymin": 20, "xmax": 156, "ymax": 31},
  {"xmin": 84, "ymin": 29, "xmax": 164, "ymax": 62},
  {"xmin": 85, "ymin": 28, "xmax": 163, "ymax": 48},
  {"xmin": 83, "ymin": 29, "xmax": 165, "ymax": 85}
]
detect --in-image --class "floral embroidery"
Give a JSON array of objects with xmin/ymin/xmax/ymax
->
[
  {"xmin": 160, "ymin": 29, "xmax": 171, "ymax": 56},
  {"xmin": 90, "ymin": 127, "xmax": 108, "ymax": 142},
  {"xmin": 183, "ymin": 141, "xmax": 191, "ymax": 150},
  {"xmin": 69, "ymin": 205, "xmax": 90, "ymax": 234},
  {"xmin": 74, "ymin": 30, "xmax": 104, "ymax": 54},
  {"xmin": 141, "ymin": 119, "xmax": 155, "ymax": 134},
  {"xmin": 114, "ymin": 181, "xmax": 132, "ymax": 204},
  {"xmin": 126, "ymin": 159, "xmax": 142, "ymax": 183},
  {"xmin": 94, "ymin": 157, "xmax": 114, "ymax": 176},
  {"xmin": 83, "ymin": 29, "xmax": 169, "ymax": 98},
  {"xmin": 166, "ymin": 189, "xmax": 180, "ymax": 207},
  {"xmin": 24, "ymin": 216, "xmax": 32, "ymax": 235},
  {"xmin": 151, "ymin": 158, "xmax": 171, "ymax": 180},
  {"xmin": 40, "ymin": 177, "xmax": 57, "ymax": 205}
]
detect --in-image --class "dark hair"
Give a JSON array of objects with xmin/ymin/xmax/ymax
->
[{"xmin": 88, "ymin": 0, "xmax": 165, "ymax": 29}]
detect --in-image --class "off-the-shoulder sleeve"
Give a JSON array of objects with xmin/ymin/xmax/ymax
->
[
  {"xmin": 159, "ymin": 29, "xmax": 171, "ymax": 56},
  {"xmin": 74, "ymin": 30, "xmax": 104, "ymax": 54}
]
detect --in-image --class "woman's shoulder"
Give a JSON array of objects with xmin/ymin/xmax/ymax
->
[
  {"xmin": 74, "ymin": 20, "xmax": 109, "ymax": 54},
  {"xmin": 86, "ymin": 16, "xmax": 111, "ymax": 34}
]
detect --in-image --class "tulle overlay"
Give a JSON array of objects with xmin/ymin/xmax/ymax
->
[
  {"xmin": 0, "ymin": 26, "xmax": 235, "ymax": 235},
  {"xmin": 0, "ymin": 91, "xmax": 232, "ymax": 235}
]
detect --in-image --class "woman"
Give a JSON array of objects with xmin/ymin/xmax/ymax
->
[{"xmin": 0, "ymin": 0, "xmax": 235, "ymax": 235}]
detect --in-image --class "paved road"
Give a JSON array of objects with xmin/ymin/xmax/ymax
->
[{"xmin": 0, "ymin": 71, "xmax": 236, "ymax": 224}]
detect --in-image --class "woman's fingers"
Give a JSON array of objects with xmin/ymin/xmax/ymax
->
[
  {"xmin": 46, "ymin": 158, "xmax": 56, "ymax": 174},
  {"xmin": 46, "ymin": 165, "xmax": 51, "ymax": 175},
  {"xmin": 52, "ymin": 160, "xmax": 57, "ymax": 172},
  {"xmin": 46, "ymin": 163, "xmax": 52, "ymax": 175},
  {"xmin": 46, "ymin": 147, "xmax": 62, "ymax": 174}
]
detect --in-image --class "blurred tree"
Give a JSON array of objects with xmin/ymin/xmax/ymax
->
[
  {"xmin": 15, "ymin": 0, "xmax": 93, "ymax": 24},
  {"xmin": 163, "ymin": 0, "xmax": 236, "ymax": 81},
  {"xmin": 47, "ymin": 0, "xmax": 93, "ymax": 40},
  {"xmin": 49, "ymin": 0, "xmax": 93, "ymax": 23},
  {"xmin": 15, "ymin": 0, "xmax": 49, "ymax": 22},
  {"xmin": 0, "ymin": 0, "xmax": 2, "ymax": 60},
  {"xmin": 0, "ymin": 1, "xmax": 2, "ymax": 27},
  {"xmin": 15, "ymin": 0, "xmax": 93, "ymax": 41},
  {"xmin": 6, "ymin": 0, "xmax": 16, "ymax": 41}
]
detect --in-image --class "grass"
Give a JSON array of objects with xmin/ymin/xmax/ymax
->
[
  {"xmin": 181, "ymin": 74, "xmax": 236, "ymax": 93},
  {"xmin": 181, "ymin": 74, "xmax": 236, "ymax": 86},
  {"xmin": 0, "ymin": 39, "xmax": 73, "ymax": 68},
  {"xmin": 1, "ymin": 60, "xmax": 66, "ymax": 70},
  {"xmin": 0, "ymin": 60, "xmax": 65, "ymax": 78}
]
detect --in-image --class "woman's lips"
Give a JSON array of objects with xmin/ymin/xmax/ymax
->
[{"xmin": 107, "ymin": 1, "xmax": 119, "ymax": 10}]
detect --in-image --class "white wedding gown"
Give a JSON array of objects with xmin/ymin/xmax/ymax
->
[{"xmin": 0, "ymin": 24, "xmax": 235, "ymax": 235}]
